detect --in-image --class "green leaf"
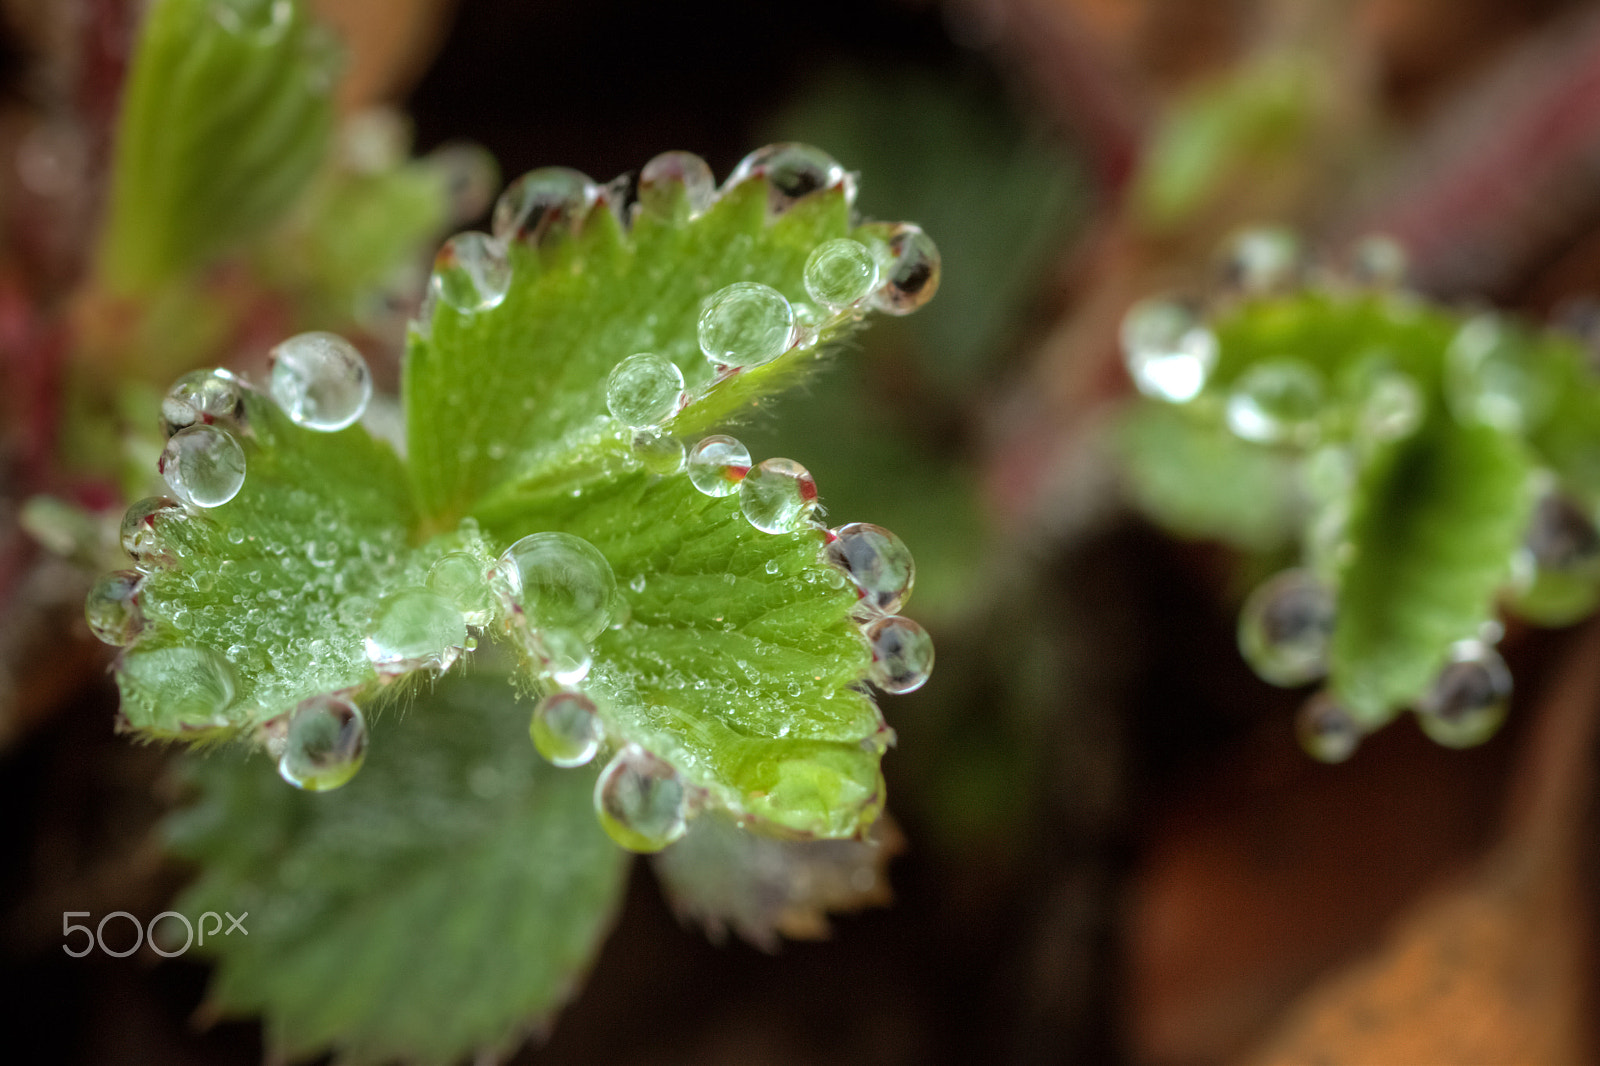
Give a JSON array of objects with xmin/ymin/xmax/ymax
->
[
  {"xmin": 98, "ymin": 0, "xmax": 337, "ymax": 293},
  {"xmin": 165, "ymin": 675, "xmax": 631, "ymax": 1066},
  {"xmin": 1330, "ymin": 416, "xmax": 1532, "ymax": 722}
]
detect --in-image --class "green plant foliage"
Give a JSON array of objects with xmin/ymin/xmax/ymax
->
[
  {"xmin": 98, "ymin": 0, "xmax": 337, "ymax": 293},
  {"xmin": 166, "ymin": 676, "xmax": 631, "ymax": 1066}
]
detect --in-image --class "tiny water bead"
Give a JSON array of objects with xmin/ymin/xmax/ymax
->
[
  {"xmin": 431, "ymin": 230, "xmax": 511, "ymax": 313},
  {"xmin": 697, "ymin": 282, "xmax": 795, "ymax": 369},
  {"xmin": 637, "ymin": 150, "xmax": 716, "ymax": 217},
  {"xmin": 824, "ymin": 523, "xmax": 915, "ymax": 615},
  {"xmin": 605, "ymin": 352, "xmax": 684, "ymax": 427},
  {"xmin": 364, "ymin": 587, "xmax": 467, "ymax": 675},
  {"xmin": 530, "ymin": 691, "xmax": 603, "ymax": 768},
  {"xmin": 804, "ymin": 238, "xmax": 879, "ymax": 310},
  {"xmin": 595, "ymin": 745, "xmax": 688, "ymax": 852},
  {"xmin": 159, "ymin": 425, "xmax": 246, "ymax": 508},
  {"xmin": 1297, "ymin": 691, "xmax": 1362, "ymax": 763},
  {"xmin": 864, "ymin": 223, "xmax": 941, "ymax": 316},
  {"xmin": 726, "ymin": 142, "xmax": 845, "ymax": 211},
  {"xmin": 1414, "ymin": 641, "xmax": 1512, "ymax": 749},
  {"xmin": 278, "ymin": 694, "xmax": 368, "ymax": 791},
  {"xmin": 686, "ymin": 435, "xmax": 751, "ymax": 497},
  {"xmin": 1119, "ymin": 298, "xmax": 1218, "ymax": 403},
  {"xmin": 1445, "ymin": 315, "xmax": 1555, "ymax": 434},
  {"xmin": 160, "ymin": 368, "xmax": 245, "ymax": 437},
  {"xmin": 496, "ymin": 532, "xmax": 617, "ymax": 641},
  {"xmin": 1225, "ymin": 359, "xmax": 1324, "ymax": 446},
  {"xmin": 739, "ymin": 458, "xmax": 818, "ymax": 534},
  {"xmin": 426, "ymin": 551, "xmax": 495, "ymax": 627},
  {"xmin": 1216, "ymin": 227, "xmax": 1302, "ymax": 297},
  {"xmin": 1238, "ymin": 568, "xmax": 1336, "ymax": 687},
  {"xmin": 118, "ymin": 646, "xmax": 237, "ymax": 728},
  {"xmin": 631, "ymin": 429, "xmax": 686, "ymax": 474},
  {"xmin": 269, "ymin": 331, "xmax": 372, "ymax": 431},
  {"xmin": 86, "ymin": 570, "xmax": 144, "ymax": 646},
  {"xmin": 120, "ymin": 496, "xmax": 187, "ymax": 568},
  {"xmin": 864, "ymin": 615, "xmax": 935, "ymax": 694},
  {"xmin": 491, "ymin": 166, "xmax": 598, "ymax": 247}
]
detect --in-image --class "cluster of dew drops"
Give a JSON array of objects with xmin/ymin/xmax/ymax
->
[
  {"xmin": 86, "ymin": 143, "xmax": 940, "ymax": 852},
  {"xmin": 1120, "ymin": 227, "xmax": 1600, "ymax": 763}
]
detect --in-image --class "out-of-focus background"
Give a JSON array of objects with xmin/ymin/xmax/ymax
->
[{"xmin": 2, "ymin": 0, "xmax": 1600, "ymax": 1062}]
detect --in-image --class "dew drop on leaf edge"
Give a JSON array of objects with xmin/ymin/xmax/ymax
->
[
  {"xmin": 278, "ymin": 694, "xmax": 368, "ymax": 791},
  {"xmin": 865, "ymin": 614, "xmax": 934, "ymax": 694},
  {"xmin": 495, "ymin": 532, "xmax": 617, "ymax": 642},
  {"xmin": 530, "ymin": 690, "xmax": 603, "ymax": 768},
  {"xmin": 687, "ymin": 435, "xmax": 750, "ymax": 497},
  {"xmin": 595, "ymin": 744, "xmax": 688, "ymax": 853},
  {"xmin": 159, "ymin": 424, "xmax": 246, "ymax": 509},
  {"xmin": 1120, "ymin": 298, "xmax": 1217, "ymax": 403},
  {"xmin": 268, "ymin": 331, "xmax": 372, "ymax": 432},
  {"xmin": 364, "ymin": 587, "xmax": 467, "ymax": 676},
  {"xmin": 697, "ymin": 282, "xmax": 794, "ymax": 369},
  {"xmin": 824, "ymin": 522, "xmax": 915, "ymax": 615},
  {"xmin": 1238, "ymin": 568, "xmax": 1335, "ymax": 688},
  {"xmin": 86, "ymin": 570, "xmax": 144, "ymax": 646},
  {"xmin": 739, "ymin": 458, "xmax": 818, "ymax": 534}
]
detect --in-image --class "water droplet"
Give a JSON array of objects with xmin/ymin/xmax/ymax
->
[
  {"xmin": 160, "ymin": 368, "xmax": 245, "ymax": 437},
  {"xmin": 530, "ymin": 690, "xmax": 603, "ymax": 767},
  {"xmin": 1297, "ymin": 690, "xmax": 1361, "ymax": 763},
  {"xmin": 1355, "ymin": 365, "xmax": 1423, "ymax": 441},
  {"xmin": 118, "ymin": 646, "xmax": 236, "ymax": 727},
  {"xmin": 278, "ymin": 694, "xmax": 367, "ymax": 791},
  {"xmin": 862, "ymin": 223, "xmax": 940, "ymax": 315},
  {"xmin": 1238, "ymin": 569, "xmax": 1335, "ymax": 686},
  {"xmin": 824, "ymin": 523, "xmax": 915, "ymax": 615},
  {"xmin": 534, "ymin": 628, "xmax": 592, "ymax": 684},
  {"xmin": 86, "ymin": 570, "xmax": 144, "ymax": 645},
  {"xmin": 491, "ymin": 167, "xmax": 598, "ymax": 247},
  {"xmin": 424, "ymin": 142, "xmax": 499, "ymax": 224},
  {"xmin": 594, "ymin": 745, "xmax": 687, "ymax": 852},
  {"xmin": 629, "ymin": 573, "xmax": 646, "ymax": 594},
  {"xmin": 864, "ymin": 615, "xmax": 935, "ymax": 694},
  {"xmin": 364, "ymin": 587, "xmax": 467, "ymax": 675},
  {"xmin": 212, "ymin": 0, "xmax": 291, "ymax": 40},
  {"xmin": 269, "ymin": 331, "xmax": 372, "ymax": 431},
  {"xmin": 739, "ymin": 458, "xmax": 818, "ymax": 533},
  {"xmin": 427, "ymin": 551, "xmax": 494, "ymax": 626},
  {"xmin": 637, "ymin": 150, "xmax": 716, "ymax": 217},
  {"xmin": 430, "ymin": 230, "xmax": 511, "ymax": 312},
  {"xmin": 698, "ymin": 282, "xmax": 794, "ymax": 368},
  {"xmin": 620, "ymin": 428, "xmax": 683, "ymax": 477},
  {"xmin": 725, "ymin": 142, "xmax": 845, "ymax": 212},
  {"xmin": 159, "ymin": 425, "xmax": 246, "ymax": 508},
  {"xmin": 1525, "ymin": 491, "xmax": 1600, "ymax": 573},
  {"xmin": 1415, "ymin": 640, "xmax": 1511, "ymax": 748},
  {"xmin": 687, "ymin": 435, "xmax": 751, "ymax": 497},
  {"xmin": 120, "ymin": 496, "xmax": 187, "ymax": 568},
  {"xmin": 495, "ymin": 532, "xmax": 617, "ymax": 641},
  {"xmin": 1120, "ymin": 298, "xmax": 1218, "ymax": 403},
  {"xmin": 1216, "ymin": 226, "xmax": 1301, "ymax": 297},
  {"xmin": 1349, "ymin": 234, "xmax": 1408, "ymax": 289},
  {"xmin": 1445, "ymin": 315, "xmax": 1554, "ymax": 433},
  {"xmin": 606, "ymin": 352, "xmax": 684, "ymax": 427},
  {"xmin": 804, "ymin": 238, "xmax": 878, "ymax": 310},
  {"xmin": 1226, "ymin": 360, "xmax": 1324, "ymax": 445}
]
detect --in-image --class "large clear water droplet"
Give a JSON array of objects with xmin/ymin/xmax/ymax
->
[
  {"xmin": 725, "ymin": 143, "xmax": 845, "ymax": 212},
  {"xmin": 364, "ymin": 587, "xmax": 467, "ymax": 675},
  {"xmin": 686, "ymin": 435, "xmax": 751, "ymax": 497},
  {"xmin": 160, "ymin": 368, "xmax": 245, "ymax": 438},
  {"xmin": 431, "ymin": 230, "xmax": 511, "ymax": 313},
  {"xmin": 594, "ymin": 744, "xmax": 688, "ymax": 852},
  {"xmin": 278, "ymin": 694, "xmax": 368, "ymax": 791},
  {"xmin": 637, "ymin": 151, "xmax": 716, "ymax": 218},
  {"xmin": 530, "ymin": 690, "xmax": 603, "ymax": 767},
  {"xmin": 1238, "ymin": 568, "xmax": 1335, "ymax": 686},
  {"xmin": 491, "ymin": 167, "xmax": 598, "ymax": 247},
  {"xmin": 739, "ymin": 457, "xmax": 818, "ymax": 533},
  {"xmin": 862, "ymin": 223, "xmax": 940, "ymax": 316},
  {"xmin": 426, "ymin": 551, "xmax": 494, "ymax": 627},
  {"xmin": 824, "ymin": 523, "xmax": 915, "ymax": 615},
  {"xmin": 1297, "ymin": 690, "xmax": 1361, "ymax": 763},
  {"xmin": 1414, "ymin": 640, "xmax": 1511, "ymax": 748},
  {"xmin": 804, "ymin": 238, "xmax": 878, "ymax": 310},
  {"xmin": 120, "ymin": 496, "xmax": 187, "ymax": 568},
  {"xmin": 496, "ymin": 532, "xmax": 617, "ymax": 641},
  {"xmin": 606, "ymin": 352, "xmax": 684, "ymax": 427},
  {"xmin": 119, "ymin": 646, "xmax": 236, "ymax": 728},
  {"xmin": 86, "ymin": 570, "xmax": 144, "ymax": 646},
  {"xmin": 1445, "ymin": 315, "xmax": 1554, "ymax": 433},
  {"xmin": 1120, "ymin": 298, "xmax": 1218, "ymax": 403},
  {"xmin": 698, "ymin": 282, "xmax": 794, "ymax": 368},
  {"xmin": 864, "ymin": 615, "xmax": 935, "ymax": 694},
  {"xmin": 1216, "ymin": 226, "xmax": 1301, "ymax": 297},
  {"xmin": 160, "ymin": 425, "xmax": 246, "ymax": 508},
  {"xmin": 1226, "ymin": 359, "xmax": 1324, "ymax": 446},
  {"xmin": 269, "ymin": 331, "xmax": 372, "ymax": 431}
]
